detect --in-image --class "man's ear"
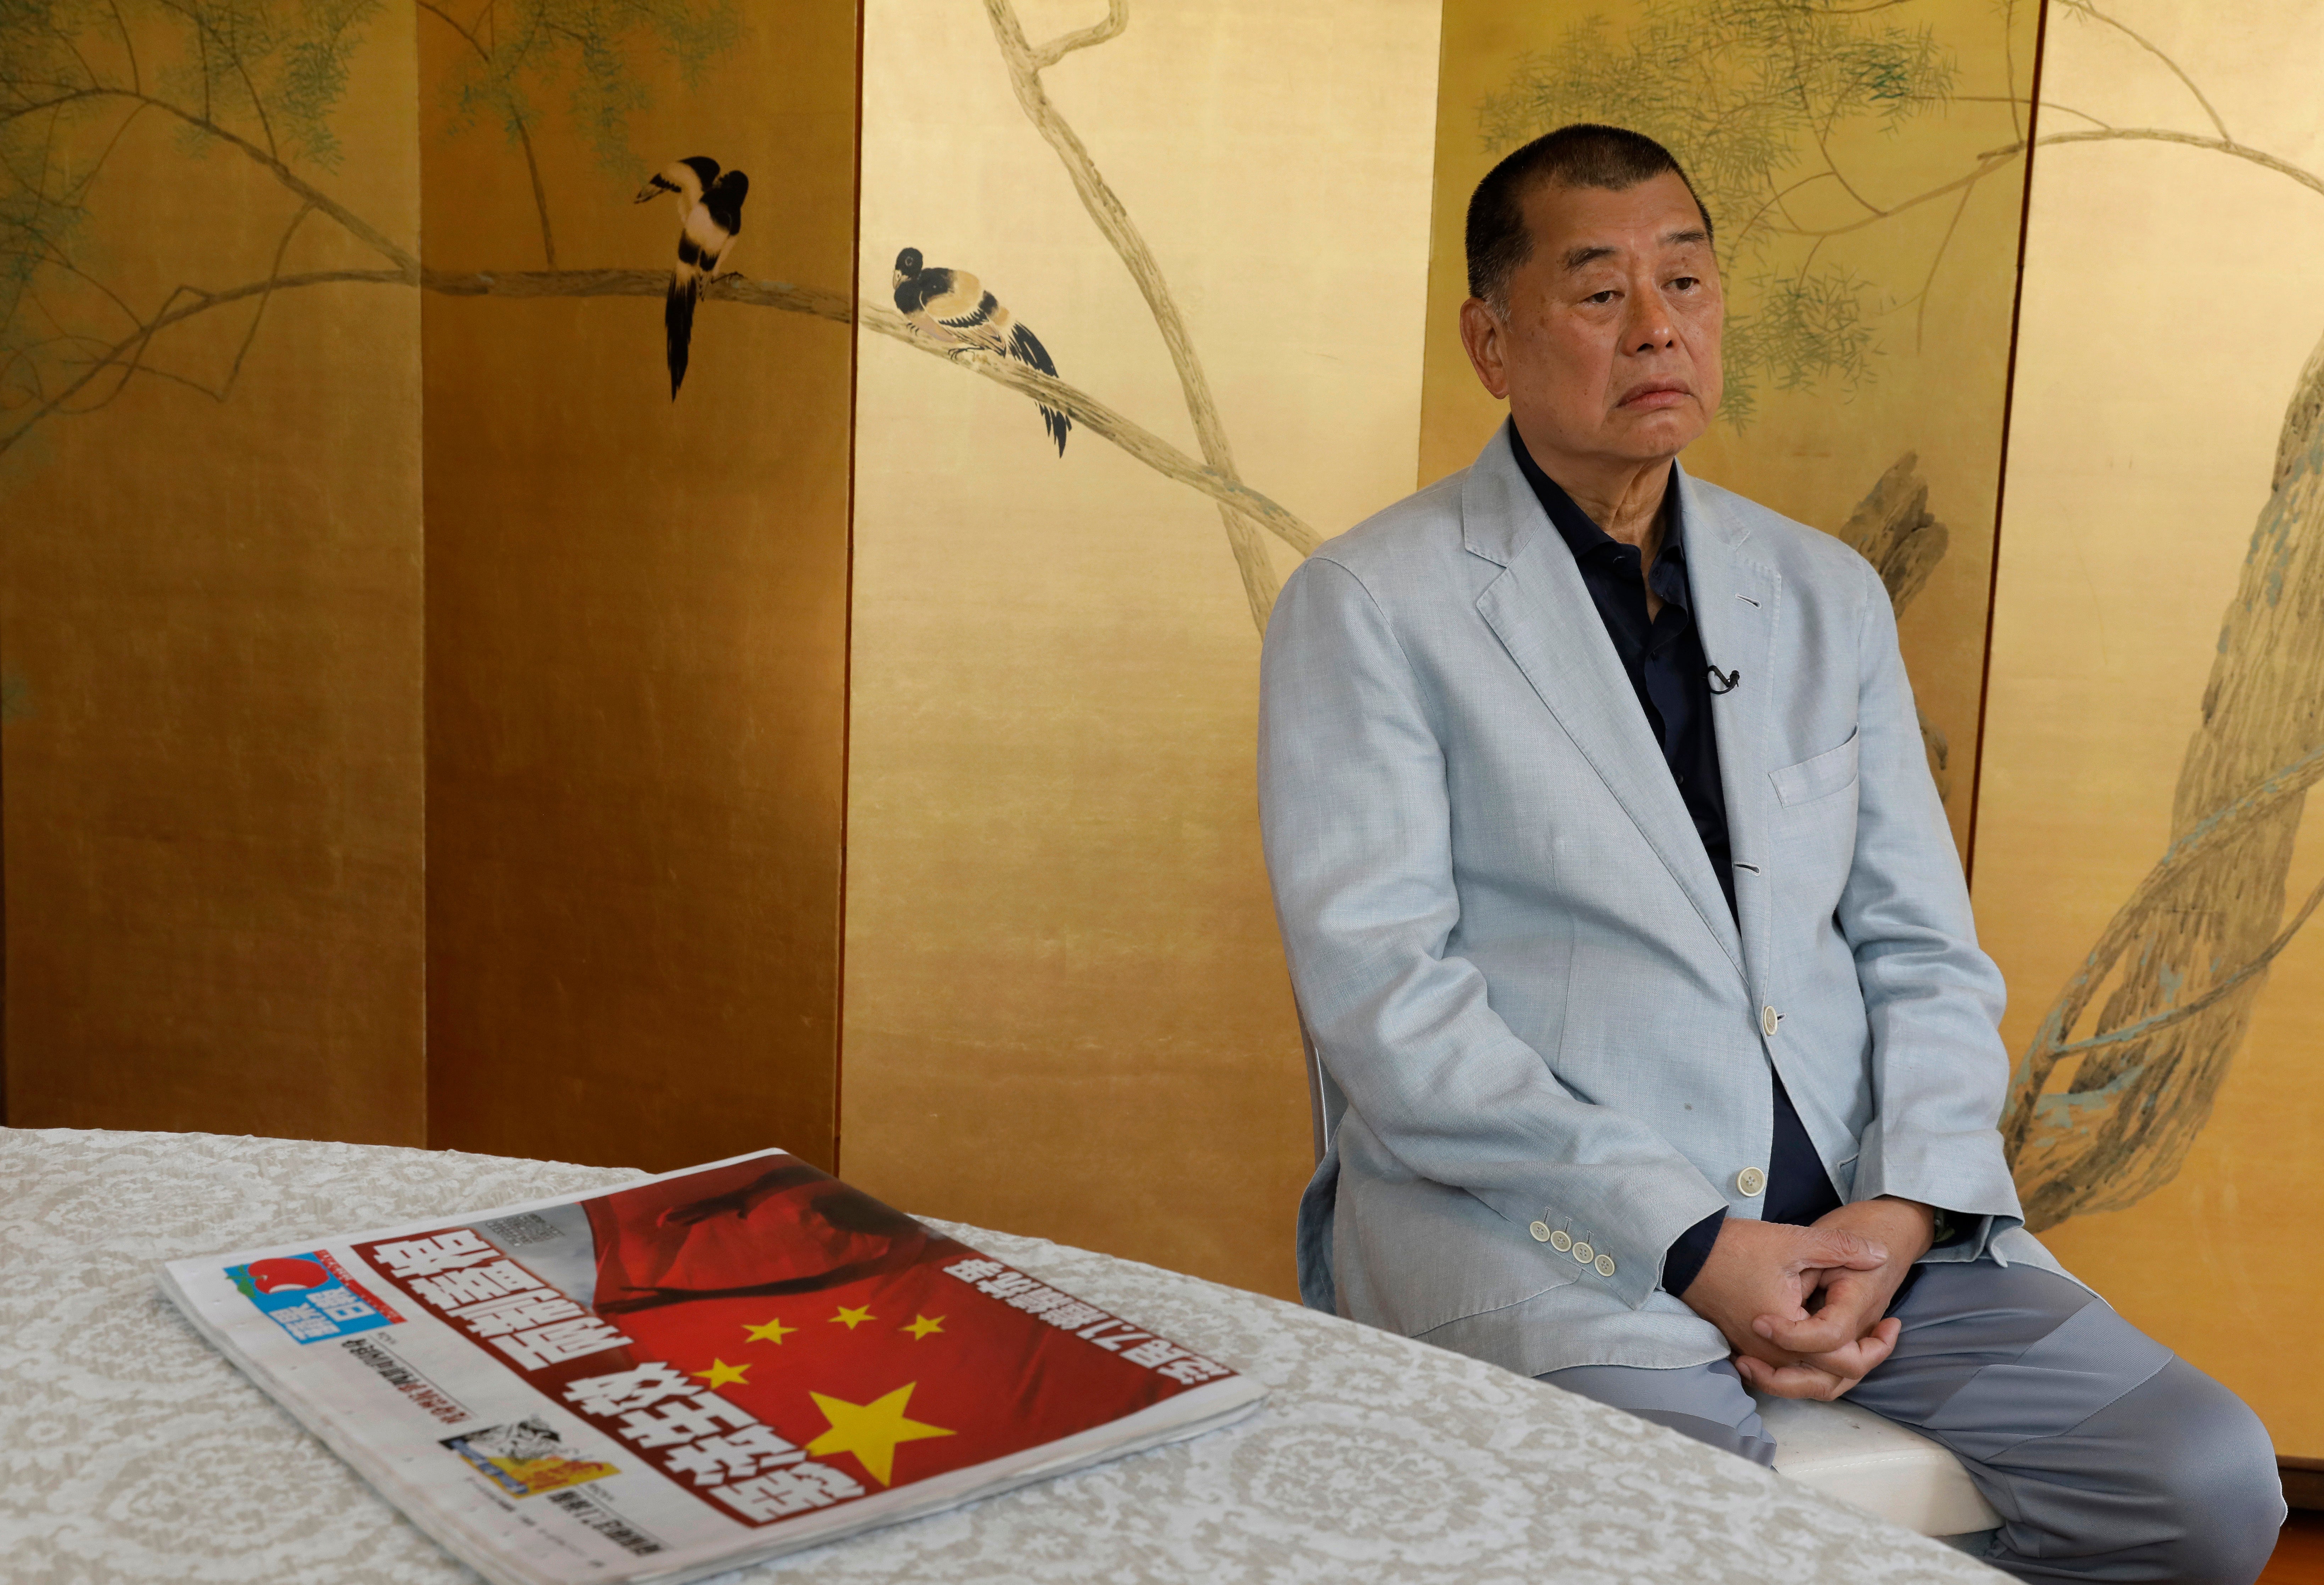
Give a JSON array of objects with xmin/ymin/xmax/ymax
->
[{"xmin": 1459, "ymin": 296, "xmax": 1511, "ymax": 401}]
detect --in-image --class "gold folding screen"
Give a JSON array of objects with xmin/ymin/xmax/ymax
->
[
  {"xmin": 1974, "ymin": 0, "xmax": 2324, "ymax": 1455},
  {"xmin": 1, "ymin": 3, "xmax": 856, "ymax": 1173},
  {"xmin": 416, "ymin": 5, "xmax": 856, "ymax": 1173},
  {"xmin": 6, "ymin": 0, "xmax": 2323, "ymax": 1456},
  {"xmin": 839, "ymin": 0, "xmax": 1444, "ymax": 1299},
  {"xmin": 1, "ymin": 6, "xmax": 428, "ymax": 1143},
  {"xmin": 1421, "ymin": 0, "xmax": 2040, "ymax": 853}
]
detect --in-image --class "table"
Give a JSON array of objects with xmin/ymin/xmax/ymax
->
[{"xmin": 0, "ymin": 1127, "xmax": 1999, "ymax": 1582}]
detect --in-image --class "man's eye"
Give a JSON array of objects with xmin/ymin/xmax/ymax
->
[
  {"xmin": 1670, "ymin": 276, "xmax": 1699, "ymax": 291},
  {"xmin": 1585, "ymin": 290, "xmax": 1618, "ymax": 305}
]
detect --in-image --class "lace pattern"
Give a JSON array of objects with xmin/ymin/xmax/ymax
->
[{"xmin": 0, "ymin": 1127, "xmax": 1995, "ymax": 1582}]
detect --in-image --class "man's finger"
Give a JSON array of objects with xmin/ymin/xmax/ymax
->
[
  {"xmin": 1726, "ymin": 1328, "xmax": 1809, "ymax": 1370},
  {"xmin": 1790, "ymin": 1229, "xmax": 1888, "ymax": 1272},
  {"xmin": 1733, "ymin": 1354, "xmax": 1860, "ymax": 1401},
  {"xmin": 1739, "ymin": 1355, "xmax": 1863, "ymax": 1401},
  {"xmin": 1758, "ymin": 1271, "xmax": 1888, "ymax": 1351},
  {"xmin": 1752, "ymin": 1306, "xmax": 1862, "ymax": 1354},
  {"xmin": 1824, "ymin": 1318, "xmax": 1902, "ymax": 1370},
  {"xmin": 1800, "ymin": 1319, "xmax": 1899, "ymax": 1379},
  {"xmin": 1756, "ymin": 1297, "xmax": 1906, "ymax": 1361}
]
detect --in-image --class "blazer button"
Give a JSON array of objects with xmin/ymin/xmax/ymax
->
[
  {"xmin": 1550, "ymin": 1230, "xmax": 1573, "ymax": 1253},
  {"xmin": 1735, "ymin": 1166, "xmax": 1767, "ymax": 1198},
  {"xmin": 1529, "ymin": 1220, "xmax": 1553, "ymax": 1243},
  {"xmin": 1572, "ymin": 1241, "xmax": 1595, "ymax": 1264},
  {"xmin": 1761, "ymin": 1005, "xmax": 1780, "ymax": 1038},
  {"xmin": 1595, "ymin": 1254, "xmax": 1616, "ymax": 1277}
]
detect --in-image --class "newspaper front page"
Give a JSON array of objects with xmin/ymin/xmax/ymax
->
[{"xmin": 160, "ymin": 1149, "xmax": 1266, "ymax": 1585}]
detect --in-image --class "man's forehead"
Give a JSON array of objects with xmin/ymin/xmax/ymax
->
[
  {"xmin": 1521, "ymin": 176, "xmax": 1710, "ymax": 269},
  {"xmin": 1557, "ymin": 228, "xmax": 1711, "ymax": 272}
]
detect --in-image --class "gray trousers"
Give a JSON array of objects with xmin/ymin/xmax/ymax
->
[{"xmin": 1544, "ymin": 1263, "xmax": 2284, "ymax": 1582}]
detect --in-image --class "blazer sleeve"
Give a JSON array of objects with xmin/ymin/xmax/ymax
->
[
  {"xmin": 1258, "ymin": 553, "xmax": 1727, "ymax": 1309},
  {"xmin": 1837, "ymin": 554, "xmax": 2028, "ymax": 1254}
]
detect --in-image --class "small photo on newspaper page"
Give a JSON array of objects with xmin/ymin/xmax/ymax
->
[{"xmin": 161, "ymin": 1149, "xmax": 1267, "ymax": 1585}]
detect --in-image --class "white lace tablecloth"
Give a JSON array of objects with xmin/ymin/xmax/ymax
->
[{"xmin": 0, "ymin": 1128, "xmax": 1997, "ymax": 1583}]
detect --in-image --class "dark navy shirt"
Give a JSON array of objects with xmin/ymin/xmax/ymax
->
[{"xmin": 1507, "ymin": 429, "xmax": 1840, "ymax": 1296}]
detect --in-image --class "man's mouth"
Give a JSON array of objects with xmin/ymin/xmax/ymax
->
[{"xmin": 1620, "ymin": 381, "xmax": 1692, "ymax": 409}]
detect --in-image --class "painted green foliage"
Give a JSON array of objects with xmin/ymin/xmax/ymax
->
[
  {"xmin": 1, "ymin": 0, "xmax": 1326, "ymax": 636},
  {"xmin": 1476, "ymin": 0, "xmax": 2324, "ymax": 1229},
  {"xmin": 1476, "ymin": 0, "xmax": 2011, "ymax": 425},
  {"xmin": 0, "ymin": 0, "xmax": 739, "ymax": 452}
]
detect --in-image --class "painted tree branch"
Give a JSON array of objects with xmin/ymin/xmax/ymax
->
[
  {"xmin": 2, "ymin": 86, "xmax": 420, "ymax": 275},
  {"xmin": 5, "ymin": 259, "xmax": 1322, "ymax": 559},
  {"xmin": 2058, "ymin": 0, "xmax": 2229, "ymax": 142},
  {"xmin": 1995, "ymin": 35, "xmax": 2324, "ymax": 1226},
  {"xmin": 2006, "ymin": 739, "xmax": 2324, "ymax": 1114},
  {"xmin": 859, "ymin": 306, "xmax": 1321, "ymax": 557},
  {"xmin": 6, "ymin": 7, "xmax": 1319, "ymax": 625},
  {"xmin": 983, "ymin": 0, "xmax": 1285, "ymax": 634},
  {"xmin": 1823, "ymin": 124, "xmax": 2324, "ymax": 242},
  {"xmin": 418, "ymin": 0, "xmax": 558, "ymax": 268},
  {"xmin": 2035, "ymin": 126, "xmax": 2324, "ymax": 202},
  {"xmin": 2039, "ymin": 864, "xmax": 2324, "ymax": 1063},
  {"xmin": 1030, "ymin": 0, "xmax": 1127, "ymax": 71},
  {"xmin": 1769, "ymin": 146, "xmax": 2025, "ymax": 240},
  {"xmin": 0, "ymin": 266, "xmax": 407, "ymax": 455},
  {"xmin": 426, "ymin": 269, "xmax": 1319, "ymax": 553}
]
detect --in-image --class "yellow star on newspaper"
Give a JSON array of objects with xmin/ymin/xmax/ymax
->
[
  {"xmin": 901, "ymin": 1314, "xmax": 945, "ymax": 1340},
  {"xmin": 743, "ymin": 1316, "xmax": 796, "ymax": 1345},
  {"xmin": 806, "ymin": 1383, "xmax": 955, "ymax": 1486},
  {"xmin": 692, "ymin": 1358, "xmax": 751, "ymax": 1389},
  {"xmin": 830, "ymin": 1304, "xmax": 875, "ymax": 1330}
]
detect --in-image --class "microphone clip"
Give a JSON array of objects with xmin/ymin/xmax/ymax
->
[{"xmin": 1706, "ymin": 663, "xmax": 1741, "ymax": 695}]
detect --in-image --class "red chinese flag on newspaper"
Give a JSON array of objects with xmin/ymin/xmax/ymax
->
[{"xmin": 356, "ymin": 1154, "xmax": 1235, "ymax": 1525}]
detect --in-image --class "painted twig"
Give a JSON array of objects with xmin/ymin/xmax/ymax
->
[
  {"xmin": 5, "ymin": 262, "xmax": 1321, "ymax": 560},
  {"xmin": 980, "ymin": 0, "xmax": 1287, "ymax": 633}
]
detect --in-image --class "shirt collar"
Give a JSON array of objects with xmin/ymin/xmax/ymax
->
[{"xmin": 1506, "ymin": 424, "xmax": 1686, "ymax": 572}]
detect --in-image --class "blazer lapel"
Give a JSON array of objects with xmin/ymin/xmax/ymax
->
[
  {"xmin": 1463, "ymin": 425, "xmax": 1746, "ymax": 981},
  {"xmin": 1675, "ymin": 465, "xmax": 1783, "ymax": 1002}
]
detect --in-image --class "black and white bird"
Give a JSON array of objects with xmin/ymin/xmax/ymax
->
[
  {"xmin": 635, "ymin": 156, "xmax": 749, "ymax": 399},
  {"xmin": 892, "ymin": 247, "xmax": 1069, "ymax": 455}
]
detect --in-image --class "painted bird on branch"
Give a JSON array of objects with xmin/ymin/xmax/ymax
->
[
  {"xmin": 635, "ymin": 156, "xmax": 749, "ymax": 398},
  {"xmin": 892, "ymin": 247, "xmax": 1070, "ymax": 455}
]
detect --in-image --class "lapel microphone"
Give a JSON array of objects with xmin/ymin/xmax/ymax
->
[{"xmin": 1706, "ymin": 663, "xmax": 1741, "ymax": 695}]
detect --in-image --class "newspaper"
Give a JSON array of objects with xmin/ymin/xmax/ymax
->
[{"xmin": 159, "ymin": 1148, "xmax": 1267, "ymax": 1584}]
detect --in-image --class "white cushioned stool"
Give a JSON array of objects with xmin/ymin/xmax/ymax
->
[{"xmin": 1759, "ymin": 1394, "xmax": 2001, "ymax": 1543}]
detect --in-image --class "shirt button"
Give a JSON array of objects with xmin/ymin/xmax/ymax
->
[
  {"xmin": 1529, "ymin": 1220, "xmax": 1552, "ymax": 1243},
  {"xmin": 1761, "ymin": 1005, "xmax": 1780, "ymax": 1038},
  {"xmin": 1572, "ymin": 1241, "xmax": 1595, "ymax": 1264},
  {"xmin": 1735, "ymin": 1167, "xmax": 1768, "ymax": 1198},
  {"xmin": 1595, "ymin": 1254, "xmax": 1617, "ymax": 1277},
  {"xmin": 1550, "ymin": 1230, "xmax": 1573, "ymax": 1253}
]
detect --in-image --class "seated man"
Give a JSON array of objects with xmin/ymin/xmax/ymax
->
[{"xmin": 1257, "ymin": 122, "xmax": 2283, "ymax": 1581}]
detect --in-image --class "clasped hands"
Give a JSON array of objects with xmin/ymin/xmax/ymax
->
[{"xmin": 1677, "ymin": 1197, "xmax": 1935, "ymax": 1400}]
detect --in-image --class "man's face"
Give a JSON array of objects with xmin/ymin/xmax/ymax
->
[{"xmin": 1461, "ymin": 172, "xmax": 1724, "ymax": 469}]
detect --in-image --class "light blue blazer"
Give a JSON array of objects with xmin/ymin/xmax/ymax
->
[{"xmin": 1258, "ymin": 422, "xmax": 2060, "ymax": 1377}]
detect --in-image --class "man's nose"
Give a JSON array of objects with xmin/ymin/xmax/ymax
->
[{"xmin": 1626, "ymin": 284, "xmax": 1677, "ymax": 352}]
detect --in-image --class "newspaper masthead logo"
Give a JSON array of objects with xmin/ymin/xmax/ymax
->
[{"xmin": 227, "ymin": 1252, "xmax": 399, "ymax": 1344}]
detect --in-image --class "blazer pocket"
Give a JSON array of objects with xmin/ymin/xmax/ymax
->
[{"xmin": 1770, "ymin": 728, "xmax": 1860, "ymax": 807}]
